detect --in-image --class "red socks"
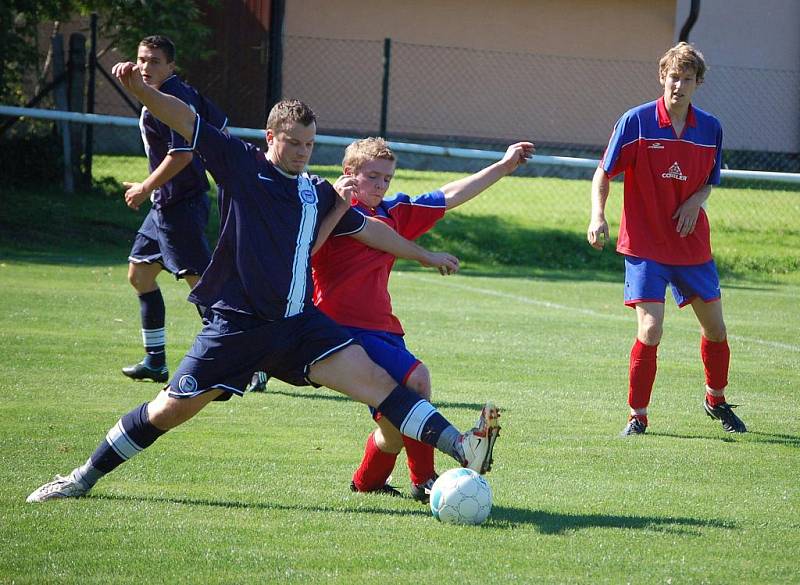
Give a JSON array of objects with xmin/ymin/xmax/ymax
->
[
  {"xmin": 351, "ymin": 431, "xmax": 398, "ymax": 492},
  {"xmin": 402, "ymin": 435, "xmax": 436, "ymax": 486},
  {"xmin": 629, "ymin": 339, "xmax": 658, "ymax": 412},
  {"xmin": 701, "ymin": 337, "xmax": 730, "ymax": 405}
]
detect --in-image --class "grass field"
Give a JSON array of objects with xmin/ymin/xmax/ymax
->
[{"xmin": 1, "ymin": 156, "xmax": 799, "ymax": 583}]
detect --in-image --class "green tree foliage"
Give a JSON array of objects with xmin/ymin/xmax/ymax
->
[{"xmin": 0, "ymin": 0, "xmax": 214, "ymax": 105}]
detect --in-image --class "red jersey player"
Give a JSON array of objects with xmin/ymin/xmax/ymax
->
[
  {"xmin": 587, "ymin": 42, "xmax": 747, "ymax": 436},
  {"xmin": 313, "ymin": 137, "xmax": 534, "ymax": 500}
]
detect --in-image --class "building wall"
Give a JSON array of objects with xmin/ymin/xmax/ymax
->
[
  {"xmin": 674, "ymin": 0, "xmax": 800, "ymax": 152},
  {"xmin": 282, "ymin": 0, "xmax": 676, "ymax": 148}
]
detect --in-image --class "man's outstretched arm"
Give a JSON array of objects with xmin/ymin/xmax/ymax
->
[
  {"xmin": 441, "ymin": 141, "xmax": 535, "ymax": 210},
  {"xmin": 112, "ymin": 61, "xmax": 195, "ymax": 141},
  {"xmin": 353, "ymin": 218, "xmax": 460, "ymax": 275}
]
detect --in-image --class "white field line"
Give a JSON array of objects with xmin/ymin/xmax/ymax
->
[{"xmin": 400, "ymin": 272, "xmax": 800, "ymax": 353}]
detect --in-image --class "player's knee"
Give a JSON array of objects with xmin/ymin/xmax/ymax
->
[
  {"xmin": 702, "ymin": 322, "xmax": 727, "ymax": 342},
  {"xmin": 374, "ymin": 425, "xmax": 403, "ymax": 454},
  {"xmin": 638, "ymin": 321, "xmax": 663, "ymax": 345},
  {"xmin": 128, "ymin": 264, "xmax": 158, "ymax": 293},
  {"xmin": 406, "ymin": 364, "xmax": 431, "ymax": 400}
]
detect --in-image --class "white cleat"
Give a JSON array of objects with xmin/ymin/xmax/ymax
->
[
  {"xmin": 461, "ymin": 402, "xmax": 501, "ymax": 474},
  {"xmin": 26, "ymin": 474, "xmax": 88, "ymax": 503}
]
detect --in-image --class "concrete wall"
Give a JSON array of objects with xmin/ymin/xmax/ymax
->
[
  {"xmin": 674, "ymin": 0, "xmax": 800, "ymax": 152},
  {"xmin": 282, "ymin": 0, "xmax": 675, "ymax": 147}
]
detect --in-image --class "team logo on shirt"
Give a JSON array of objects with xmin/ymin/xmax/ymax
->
[
  {"xmin": 661, "ymin": 161, "xmax": 688, "ymax": 182},
  {"xmin": 178, "ymin": 375, "xmax": 198, "ymax": 394},
  {"xmin": 299, "ymin": 189, "xmax": 318, "ymax": 204}
]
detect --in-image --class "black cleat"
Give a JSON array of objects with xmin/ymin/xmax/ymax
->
[
  {"xmin": 620, "ymin": 416, "xmax": 647, "ymax": 436},
  {"xmin": 350, "ymin": 480, "xmax": 402, "ymax": 497},
  {"xmin": 122, "ymin": 361, "xmax": 168, "ymax": 383},
  {"xmin": 410, "ymin": 473, "xmax": 438, "ymax": 504},
  {"xmin": 704, "ymin": 399, "xmax": 747, "ymax": 433},
  {"xmin": 246, "ymin": 371, "xmax": 269, "ymax": 393}
]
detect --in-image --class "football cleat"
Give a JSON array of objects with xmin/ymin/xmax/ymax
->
[
  {"xmin": 350, "ymin": 480, "xmax": 403, "ymax": 497},
  {"xmin": 26, "ymin": 474, "xmax": 88, "ymax": 503},
  {"xmin": 460, "ymin": 402, "xmax": 501, "ymax": 475},
  {"xmin": 122, "ymin": 361, "xmax": 168, "ymax": 383},
  {"xmin": 704, "ymin": 399, "xmax": 747, "ymax": 433},
  {"xmin": 620, "ymin": 415, "xmax": 648, "ymax": 436},
  {"xmin": 410, "ymin": 473, "xmax": 438, "ymax": 504},
  {"xmin": 246, "ymin": 371, "xmax": 269, "ymax": 393}
]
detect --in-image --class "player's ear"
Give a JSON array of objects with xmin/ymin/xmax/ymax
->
[
  {"xmin": 343, "ymin": 165, "xmax": 353, "ymax": 176},
  {"xmin": 266, "ymin": 128, "xmax": 274, "ymax": 145}
]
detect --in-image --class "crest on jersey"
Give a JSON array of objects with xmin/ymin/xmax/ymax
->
[
  {"xmin": 299, "ymin": 188, "xmax": 317, "ymax": 204},
  {"xmin": 178, "ymin": 374, "xmax": 198, "ymax": 394},
  {"xmin": 661, "ymin": 161, "xmax": 688, "ymax": 182}
]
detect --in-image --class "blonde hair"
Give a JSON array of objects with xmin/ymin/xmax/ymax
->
[
  {"xmin": 659, "ymin": 42, "xmax": 707, "ymax": 81},
  {"xmin": 342, "ymin": 137, "xmax": 396, "ymax": 172}
]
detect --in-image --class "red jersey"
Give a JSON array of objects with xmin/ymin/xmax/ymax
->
[
  {"xmin": 312, "ymin": 191, "xmax": 446, "ymax": 334},
  {"xmin": 601, "ymin": 97, "xmax": 723, "ymax": 265}
]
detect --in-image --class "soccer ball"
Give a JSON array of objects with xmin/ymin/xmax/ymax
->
[{"xmin": 429, "ymin": 468, "xmax": 493, "ymax": 525}]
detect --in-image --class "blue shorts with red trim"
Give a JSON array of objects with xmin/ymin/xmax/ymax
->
[
  {"xmin": 346, "ymin": 327, "xmax": 421, "ymax": 420},
  {"xmin": 129, "ymin": 194, "xmax": 211, "ymax": 279},
  {"xmin": 167, "ymin": 306, "xmax": 356, "ymax": 400},
  {"xmin": 624, "ymin": 256, "xmax": 721, "ymax": 308}
]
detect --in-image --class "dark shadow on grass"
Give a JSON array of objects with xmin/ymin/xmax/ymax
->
[
  {"xmin": 648, "ymin": 430, "xmax": 800, "ymax": 447},
  {"xmin": 90, "ymin": 494, "xmax": 736, "ymax": 535},
  {"xmin": 253, "ymin": 388, "xmax": 484, "ymax": 411},
  {"xmin": 91, "ymin": 492, "xmax": 429, "ymax": 518},
  {"xmin": 487, "ymin": 506, "xmax": 736, "ymax": 535}
]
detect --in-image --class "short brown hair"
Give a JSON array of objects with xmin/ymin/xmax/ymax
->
[
  {"xmin": 342, "ymin": 137, "xmax": 396, "ymax": 172},
  {"xmin": 139, "ymin": 35, "xmax": 176, "ymax": 63},
  {"xmin": 659, "ymin": 42, "xmax": 707, "ymax": 81},
  {"xmin": 266, "ymin": 99, "xmax": 316, "ymax": 132}
]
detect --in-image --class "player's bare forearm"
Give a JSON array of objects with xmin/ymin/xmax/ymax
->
[
  {"xmin": 673, "ymin": 184, "xmax": 712, "ymax": 237},
  {"xmin": 311, "ymin": 204, "xmax": 350, "ymax": 256},
  {"xmin": 354, "ymin": 219, "xmax": 459, "ymax": 274},
  {"xmin": 442, "ymin": 141, "xmax": 535, "ymax": 210},
  {"xmin": 122, "ymin": 152, "xmax": 193, "ymax": 210},
  {"xmin": 144, "ymin": 152, "xmax": 193, "ymax": 192},
  {"xmin": 587, "ymin": 167, "xmax": 611, "ymax": 249},
  {"xmin": 112, "ymin": 61, "xmax": 195, "ymax": 141}
]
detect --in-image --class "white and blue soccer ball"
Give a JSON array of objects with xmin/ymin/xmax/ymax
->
[{"xmin": 429, "ymin": 468, "xmax": 493, "ymax": 525}]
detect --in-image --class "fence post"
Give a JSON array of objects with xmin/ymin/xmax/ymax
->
[
  {"xmin": 68, "ymin": 33, "xmax": 87, "ymax": 189},
  {"xmin": 52, "ymin": 33, "xmax": 73, "ymax": 194},
  {"xmin": 266, "ymin": 0, "xmax": 285, "ymax": 116},
  {"xmin": 84, "ymin": 13, "xmax": 98, "ymax": 187},
  {"xmin": 380, "ymin": 38, "xmax": 392, "ymax": 138}
]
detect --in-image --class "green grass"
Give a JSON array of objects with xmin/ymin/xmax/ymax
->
[{"xmin": 1, "ymin": 156, "xmax": 799, "ymax": 583}]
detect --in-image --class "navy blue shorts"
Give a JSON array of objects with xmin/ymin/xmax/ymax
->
[
  {"xmin": 128, "ymin": 194, "xmax": 211, "ymax": 279},
  {"xmin": 346, "ymin": 327, "xmax": 422, "ymax": 421},
  {"xmin": 624, "ymin": 256, "xmax": 721, "ymax": 308},
  {"xmin": 167, "ymin": 306, "xmax": 357, "ymax": 400}
]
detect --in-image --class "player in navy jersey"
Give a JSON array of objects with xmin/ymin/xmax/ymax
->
[
  {"xmin": 121, "ymin": 36, "xmax": 227, "ymax": 384},
  {"xmin": 587, "ymin": 42, "xmax": 746, "ymax": 436},
  {"xmin": 26, "ymin": 63, "xmax": 502, "ymax": 503},
  {"xmin": 313, "ymin": 137, "xmax": 533, "ymax": 502}
]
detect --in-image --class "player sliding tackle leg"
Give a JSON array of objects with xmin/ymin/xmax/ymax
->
[
  {"xmin": 311, "ymin": 137, "xmax": 533, "ymax": 500},
  {"xmin": 26, "ymin": 60, "xmax": 500, "ymax": 503}
]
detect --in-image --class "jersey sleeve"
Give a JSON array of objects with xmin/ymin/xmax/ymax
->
[
  {"xmin": 200, "ymin": 95, "xmax": 228, "ymax": 132},
  {"xmin": 706, "ymin": 122, "xmax": 723, "ymax": 185},
  {"xmin": 600, "ymin": 109, "xmax": 640, "ymax": 178},
  {"xmin": 191, "ymin": 114, "xmax": 251, "ymax": 187},
  {"xmin": 142, "ymin": 110, "xmax": 168, "ymax": 151},
  {"xmin": 385, "ymin": 190, "xmax": 446, "ymax": 239},
  {"xmin": 332, "ymin": 207, "xmax": 367, "ymax": 236}
]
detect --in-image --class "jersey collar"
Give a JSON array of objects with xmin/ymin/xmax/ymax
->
[{"xmin": 656, "ymin": 96, "xmax": 697, "ymax": 129}]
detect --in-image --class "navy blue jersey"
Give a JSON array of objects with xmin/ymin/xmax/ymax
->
[
  {"xmin": 186, "ymin": 117, "xmax": 367, "ymax": 320},
  {"xmin": 139, "ymin": 75, "xmax": 227, "ymax": 208}
]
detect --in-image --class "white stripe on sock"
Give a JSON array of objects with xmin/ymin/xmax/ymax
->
[{"xmin": 400, "ymin": 400, "xmax": 436, "ymax": 441}]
